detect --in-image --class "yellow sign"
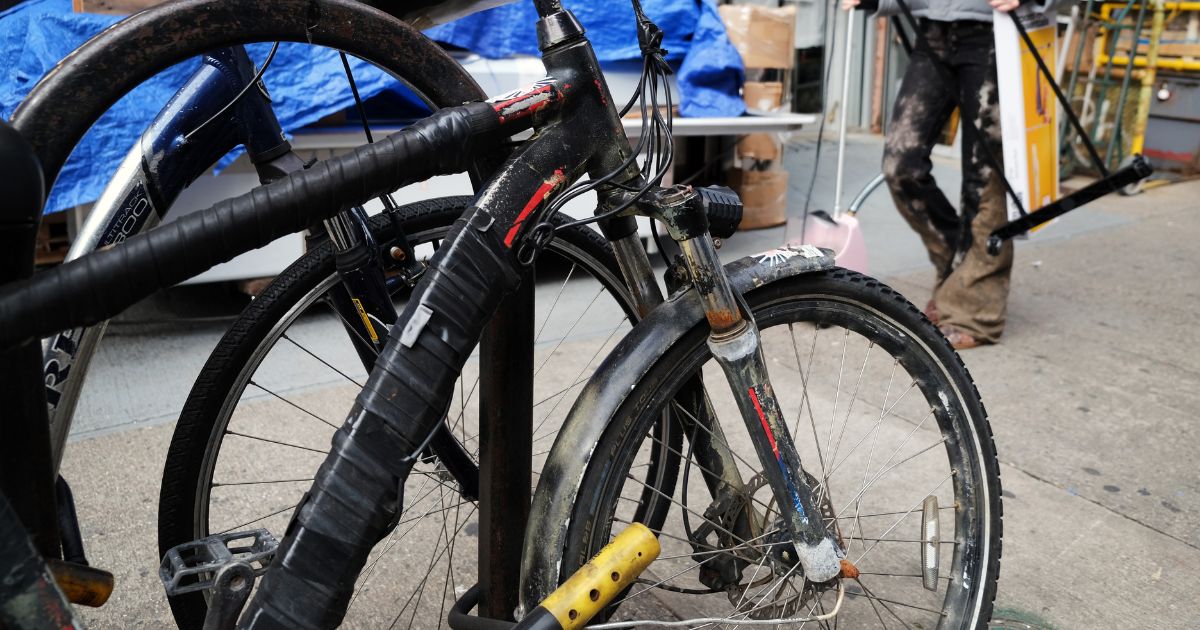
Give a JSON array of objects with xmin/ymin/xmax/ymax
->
[{"xmin": 995, "ymin": 8, "xmax": 1060, "ymax": 228}]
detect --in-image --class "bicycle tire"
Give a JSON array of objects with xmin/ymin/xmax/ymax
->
[
  {"xmin": 158, "ymin": 196, "xmax": 643, "ymax": 628},
  {"xmin": 555, "ymin": 269, "xmax": 1002, "ymax": 629}
]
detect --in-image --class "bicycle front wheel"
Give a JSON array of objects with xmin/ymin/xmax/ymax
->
[
  {"xmin": 558, "ymin": 269, "xmax": 1002, "ymax": 629},
  {"xmin": 158, "ymin": 197, "xmax": 640, "ymax": 628}
]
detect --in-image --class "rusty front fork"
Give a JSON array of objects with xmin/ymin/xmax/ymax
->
[{"xmin": 654, "ymin": 189, "xmax": 844, "ymax": 584}]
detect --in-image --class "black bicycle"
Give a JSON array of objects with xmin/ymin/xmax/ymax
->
[{"xmin": 1, "ymin": 1, "xmax": 1002, "ymax": 627}]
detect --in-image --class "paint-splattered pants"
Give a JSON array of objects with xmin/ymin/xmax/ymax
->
[{"xmin": 883, "ymin": 19, "xmax": 1013, "ymax": 343}]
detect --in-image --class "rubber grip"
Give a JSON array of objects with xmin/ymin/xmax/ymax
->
[
  {"xmin": 0, "ymin": 102, "xmax": 499, "ymax": 351},
  {"xmin": 240, "ymin": 209, "xmax": 521, "ymax": 629}
]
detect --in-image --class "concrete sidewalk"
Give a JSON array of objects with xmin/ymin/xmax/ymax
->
[
  {"xmin": 59, "ymin": 133, "xmax": 1199, "ymax": 628},
  {"xmin": 880, "ymin": 170, "xmax": 1200, "ymax": 627}
]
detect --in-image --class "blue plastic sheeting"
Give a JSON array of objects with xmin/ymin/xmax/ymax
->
[
  {"xmin": 427, "ymin": 0, "xmax": 744, "ymax": 118},
  {"xmin": 1, "ymin": 0, "xmax": 743, "ymax": 214},
  {"xmin": 0, "ymin": 0, "xmax": 414, "ymax": 214}
]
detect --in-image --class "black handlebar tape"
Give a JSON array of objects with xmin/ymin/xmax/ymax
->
[
  {"xmin": 241, "ymin": 209, "xmax": 521, "ymax": 629},
  {"xmin": 0, "ymin": 102, "xmax": 501, "ymax": 351}
]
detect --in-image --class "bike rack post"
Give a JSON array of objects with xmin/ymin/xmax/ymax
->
[{"xmin": 478, "ymin": 269, "xmax": 536, "ymax": 620}]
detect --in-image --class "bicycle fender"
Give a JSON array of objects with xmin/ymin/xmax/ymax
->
[{"xmin": 519, "ymin": 244, "xmax": 835, "ymax": 611}]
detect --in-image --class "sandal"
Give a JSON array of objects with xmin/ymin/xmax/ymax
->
[
  {"xmin": 924, "ymin": 299, "xmax": 939, "ymax": 325},
  {"xmin": 939, "ymin": 324, "xmax": 987, "ymax": 350}
]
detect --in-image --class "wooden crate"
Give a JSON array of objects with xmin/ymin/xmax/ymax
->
[
  {"xmin": 35, "ymin": 213, "xmax": 70, "ymax": 267},
  {"xmin": 73, "ymin": 0, "xmax": 165, "ymax": 14}
]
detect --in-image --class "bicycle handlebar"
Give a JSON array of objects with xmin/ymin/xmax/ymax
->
[{"xmin": 0, "ymin": 103, "xmax": 502, "ymax": 351}]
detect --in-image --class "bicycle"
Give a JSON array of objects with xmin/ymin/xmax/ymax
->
[
  {"xmin": 8, "ymin": 3, "xmax": 636, "ymax": 624},
  {"xmin": 1, "ymin": 0, "xmax": 1003, "ymax": 627}
]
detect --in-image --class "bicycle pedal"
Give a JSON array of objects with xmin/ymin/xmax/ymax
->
[{"xmin": 160, "ymin": 529, "xmax": 277, "ymax": 597}]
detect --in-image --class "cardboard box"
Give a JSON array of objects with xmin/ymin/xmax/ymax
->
[
  {"xmin": 73, "ymin": 0, "xmax": 164, "ymax": 14},
  {"xmin": 737, "ymin": 133, "xmax": 781, "ymax": 163},
  {"xmin": 728, "ymin": 168, "xmax": 788, "ymax": 229},
  {"xmin": 718, "ymin": 5, "xmax": 796, "ymax": 69},
  {"xmin": 743, "ymin": 81, "xmax": 784, "ymax": 112}
]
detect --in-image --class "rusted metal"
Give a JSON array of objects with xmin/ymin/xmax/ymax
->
[
  {"xmin": 46, "ymin": 559, "xmax": 114, "ymax": 607},
  {"xmin": 705, "ymin": 309, "xmax": 744, "ymax": 334},
  {"xmin": 838, "ymin": 559, "xmax": 860, "ymax": 580},
  {"xmin": 678, "ymin": 236, "xmax": 744, "ymax": 336},
  {"xmin": 478, "ymin": 272, "xmax": 535, "ymax": 621}
]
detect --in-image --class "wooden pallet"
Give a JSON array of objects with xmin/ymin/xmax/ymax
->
[
  {"xmin": 72, "ymin": 0, "xmax": 165, "ymax": 14},
  {"xmin": 35, "ymin": 213, "xmax": 70, "ymax": 267}
]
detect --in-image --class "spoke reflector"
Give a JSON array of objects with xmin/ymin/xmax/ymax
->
[{"xmin": 921, "ymin": 495, "xmax": 940, "ymax": 591}]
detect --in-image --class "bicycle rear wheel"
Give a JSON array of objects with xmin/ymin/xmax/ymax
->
[
  {"xmin": 158, "ymin": 197, "xmax": 641, "ymax": 628},
  {"xmin": 556, "ymin": 269, "xmax": 1002, "ymax": 629}
]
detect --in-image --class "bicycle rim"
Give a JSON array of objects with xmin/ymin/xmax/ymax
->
[
  {"xmin": 562, "ymin": 271, "xmax": 1001, "ymax": 629},
  {"xmin": 161, "ymin": 203, "xmax": 639, "ymax": 627}
]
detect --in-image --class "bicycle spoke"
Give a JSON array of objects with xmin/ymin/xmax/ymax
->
[
  {"xmin": 855, "ymin": 578, "xmax": 942, "ymax": 619},
  {"xmin": 852, "ymin": 471, "xmax": 954, "ymax": 566},
  {"xmin": 668, "ymin": 399, "xmax": 766, "ymax": 483},
  {"xmin": 850, "ymin": 360, "xmax": 899, "ymax": 552},
  {"xmin": 282, "ymin": 333, "xmax": 363, "ymax": 387},
  {"xmin": 845, "ymin": 537, "xmax": 957, "ymax": 545},
  {"xmin": 211, "ymin": 478, "xmax": 313, "ymax": 488},
  {"xmin": 438, "ymin": 494, "xmax": 467, "ymax": 629},
  {"xmin": 855, "ymin": 572, "xmax": 951, "ymax": 581},
  {"xmin": 834, "ymin": 435, "xmax": 947, "ymax": 519},
  {"xmin": 215, "ymin": 501, "xmax": 300, "ymax": 536},
  {"xmin": 636, "ymin": 428, "xmax": 777, "ymax": 516},
  {"xmin": 788, "ymin": 323, "xmax": 830, "ymax": 491},
  {"xmin": 224, "ymin": 429, "xmax": 328, "ymax": 455},
  {"xmin": 821, "ymin": 378, "xmax": 915, "ymax": 488},
  {"xmin": 349, "ymin": 474, "xmax": 443, "ymax": 612},
  {"xmin": 822, "ymin": 329, "xmax": 851, "ymax": 461},
  {"xmin": 826, "ymin": 341, "xmax": 874, "ymax": 468},
  {"xmin": 839, "ymin": 506, "xmax": 954, "ymax": 519},
  {"xmin": 248, "ymin": 380, "xmax": 339, "ymax": 431},
  {"xmin": 612, "ymin": 515, "xmax": 740, "ymax": 555},
  {"xmin": 860, "ymin": 585, "xmax": 892, "ymax": 630},
  {"xmin": 534, "ymin": 263, "xmax": 579, "ymax": 343},
  {"xmin": 620, "ymin": 474, "xmax": 757, "ymax": 549},
  {"xmin": 323, "ymin": 295, "xmax": 383, "ymax": 357},
  {"xmin": 532, "ymin": 287, "xmax": 606, "ymax": 377},
  {"xmin": 531, "ymin": 316, "xmax": 628, "ymax": 441},
  {"xmin": 386, "ymin": 504, "xmax": 479, "ymax": 629}
]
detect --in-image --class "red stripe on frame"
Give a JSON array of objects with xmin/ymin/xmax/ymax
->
[
  {"xmin": 504, "ymin": 169, "xmax": 565, "ymax": 247},
  {"xmin": 747, "ymin": 386, "xmax": 781, "ymax": 458}
]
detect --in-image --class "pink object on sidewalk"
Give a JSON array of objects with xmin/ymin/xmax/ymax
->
[{"xmin": 786, "ymin": 211, "xmax": 869, "ymax": 274}]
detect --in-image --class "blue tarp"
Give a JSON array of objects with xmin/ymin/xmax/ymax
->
[
  {"xmin": 0, "ymin": 0, "xmax": 743, "ymax": 214},
  {"xmin": 427, "ymin": 1, "xmax": 745, "ymax": 119}
]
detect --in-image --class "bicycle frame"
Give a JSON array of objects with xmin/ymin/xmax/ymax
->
[
  {"xmin": 41, "ymin": 46, "xmax": 434, "ymax": 476},
  {"xmin": 234, "ymin": 3, "xmax": 844, "ymax": 622},
  {"xmin": 43, "ymin": 47, "xmax": 288, "ymax": 472},
  {"xmin": 1, "ymin": 1, "xmax": 850, "ymax": 624}
]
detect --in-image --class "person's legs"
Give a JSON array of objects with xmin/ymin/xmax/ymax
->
[
  {"xmin": 934, "ymin": 22, "xmax": 1013, "ymax": 344},
  {"xmin": 882, "ymin": 21, "xmax": 960, "ymax": 284}
]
